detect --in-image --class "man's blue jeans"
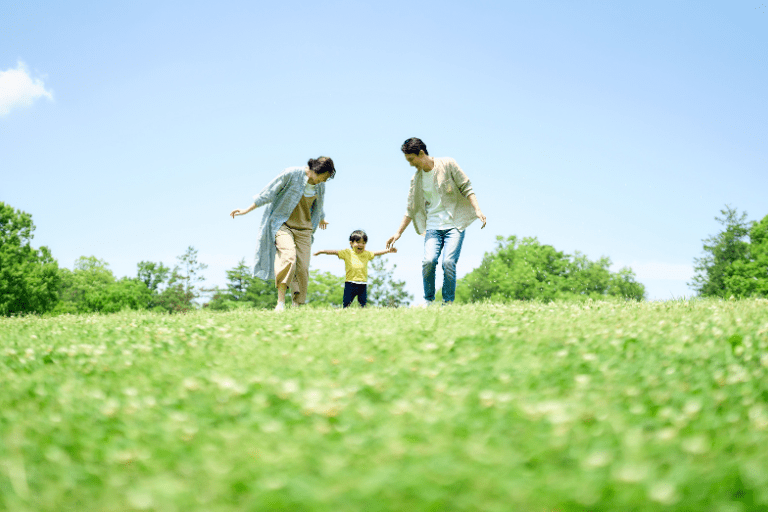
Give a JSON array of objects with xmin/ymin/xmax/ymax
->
[{"xmin": 423, "ymin": 228, "xmax": 466, "ymax": 303}]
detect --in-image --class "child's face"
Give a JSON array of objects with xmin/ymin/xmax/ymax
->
[{"xmin": 350, "ymin": 238, "xmax": 367, "ymax": 253}]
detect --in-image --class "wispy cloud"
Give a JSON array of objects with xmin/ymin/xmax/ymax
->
[
  {"xmin": 0, "ymin": 61, "xmax": 53, "ymax": 116},
  {"xmin": 612, "ymin": 261, "xmax": 694, "ymax": 281}
]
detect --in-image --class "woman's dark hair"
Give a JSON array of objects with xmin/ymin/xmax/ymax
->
[
  {"xmin": 307, "ymin": 156, "xmax": 336, "ymax": 179},
  {"xmin": 349, "ymin": 230, "xmax": 368, "ymax": 243},
  {"xmin": 401, "ymin": 137, "xmax": 428, "ymax": 156}
]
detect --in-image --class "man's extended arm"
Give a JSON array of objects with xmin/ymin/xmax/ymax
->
[{"xmin": 386, "ymin": 216, "xmax": 412, "ymax": 249}]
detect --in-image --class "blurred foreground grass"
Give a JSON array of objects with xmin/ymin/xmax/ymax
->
[{"xmin": 1, "ymin": 299, "xmax": 768, "ymax": 511}]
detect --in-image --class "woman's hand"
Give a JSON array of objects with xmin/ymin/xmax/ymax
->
[
  {"xmin": 319, "ymin": 219, "xmax": 329, "ymax": 230},
  {"xmin": 231, "ymin": 204, "xmax": 256, "ymax": 219}
]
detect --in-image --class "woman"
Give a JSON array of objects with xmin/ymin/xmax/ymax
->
[{"xmin": 230, "ymin": 157, "xmax": 335, "ymax": 311}]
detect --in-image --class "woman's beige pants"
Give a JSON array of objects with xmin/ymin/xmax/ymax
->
[{"xmin": 274, "ymin": 225, "xmax": 312, "ymax": 304}]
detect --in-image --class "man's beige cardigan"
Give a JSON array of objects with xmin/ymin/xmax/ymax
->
[{"xmin": 405, "ymin": 157, "xmax": 477, "ymax": 235}]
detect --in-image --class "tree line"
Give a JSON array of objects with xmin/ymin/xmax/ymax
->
[
  {"xmin": 205, "ymin": 257, "xmax": 411, "ymax": 311},
  {"xmin": 5, "ymin": 201, "xmax": 764, "ymax": 316},
  {"xmin": 0, "ymin": 202, "xmax": 411, "ymax": 315}
]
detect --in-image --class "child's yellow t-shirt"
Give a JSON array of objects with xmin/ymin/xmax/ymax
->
[{"xmin": 337, "ymin": 249, "xmax": 375, "ymax": 283}]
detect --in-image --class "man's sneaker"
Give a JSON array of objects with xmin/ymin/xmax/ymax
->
[{"xmin": 274, "ymin": 302, "xmax": 286, "ymax": 312}]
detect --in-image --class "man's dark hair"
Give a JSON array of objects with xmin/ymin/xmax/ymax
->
[
  {"xmin": 308, "ymin": 156, "xmax": 336, "ymax": 179},
  {"xmin": 349, "ymin": 230, "xmax": 368, "ymax": 243},
  {"xmin": 401, "ymin": 137, "xmax": 428, "ymax": 156}
]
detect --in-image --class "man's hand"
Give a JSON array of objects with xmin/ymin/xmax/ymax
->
[
  {"xmin": 387, "ymin": 216, "xmax": 411, "ymax": 248},
  {"xmin": 467, "ymin": 195, "xmax": 486, "ymax": 229},
  {"xmin": 476, "ymin": 210, "xmax": 487, "ymax": 229},
  {"xmin": 319, "ymin": 220, "xmax": 329, "ymax": 230}
]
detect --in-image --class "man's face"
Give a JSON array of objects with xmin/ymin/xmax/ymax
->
[{"xmin": 404, "ymin": 151, "xmax": 429, "ymax": 171}]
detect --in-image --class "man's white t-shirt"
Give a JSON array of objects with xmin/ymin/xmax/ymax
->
[{"xmin": 421, "ymin": 170, "xmax": 455, "ymax": 230}]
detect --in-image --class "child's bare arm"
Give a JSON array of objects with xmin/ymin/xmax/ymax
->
[
  {"xmin": 372, "ymin": 247, "xmax": 397, "ymax": 257},
  {"xmin": 313, "ymin": 249, "xmax": 340, "ymax": 256}
]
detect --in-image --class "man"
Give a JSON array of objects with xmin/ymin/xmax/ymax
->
[{"xmin": 386, "ymin": 137, "xmax": 486, "ymax": 304}]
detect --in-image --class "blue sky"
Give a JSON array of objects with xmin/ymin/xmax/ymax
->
[{"xmin": 2, "ymin": 0, "xmax": 767, "ymax": 302}]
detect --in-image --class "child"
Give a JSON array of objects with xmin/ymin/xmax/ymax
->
[{"xmin": 313, "ymin": 230, "xmax": 397, "ymax": 308}]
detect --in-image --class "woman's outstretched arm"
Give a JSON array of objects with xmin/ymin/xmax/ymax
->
[{"xmin": 230, "ymin": 203, "xmax": 257, "ymax": 218}]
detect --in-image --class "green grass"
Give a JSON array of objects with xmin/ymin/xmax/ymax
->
[{"xmin": 2, "ymin": 299, "xmax": 768, "ymax": 511}]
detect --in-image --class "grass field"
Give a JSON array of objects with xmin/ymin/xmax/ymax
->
[{"xmin": 1, "ymin": 299, "xmax": 768, "ymax": 511}]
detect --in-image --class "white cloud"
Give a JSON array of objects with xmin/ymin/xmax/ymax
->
[
  {"xmin": 612, "ymin": 261, "xmax": 694, "ymax": 281},
  {"xmin": 0, "ymin": 61, "xmax": 54, "ymax": 116}
]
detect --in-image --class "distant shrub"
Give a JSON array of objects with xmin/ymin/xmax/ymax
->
[{"xmin": 456, "ymin": 235, "xmax": 645, "ymax": 303}]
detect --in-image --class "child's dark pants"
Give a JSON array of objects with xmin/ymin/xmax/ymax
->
[{"xmin": 343, "ymin": 282, "xmax": 367, "ymax": 308}]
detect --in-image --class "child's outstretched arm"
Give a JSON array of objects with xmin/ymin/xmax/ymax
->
[
  {"xmin": 372, "ymin": 247, "xmax": 397, "ymax": 257},
  {"xmin": 313, "ymin": 249, "xmax": 340, "ymax": 256}
]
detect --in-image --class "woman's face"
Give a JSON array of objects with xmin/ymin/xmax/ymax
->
[{"xmin": 307, "ymin": 169, "xmax": 331, "ymax": 185}]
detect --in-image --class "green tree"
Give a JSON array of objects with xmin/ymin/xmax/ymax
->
[
  {"xmin": 150, "ymin": 246, "xmax": 208, "ymax": 313},
  {"xmin": 689, "ymin": 205, "xmax": 752, "ymax": 298},
  {"xmin": 723, "ymin": 214, "xmax": 768, "ymax": 297},
  {"xmin": 153, "ymin": 283, "xmax": 195, "ymax": 313},
  {"xmin": 306, "ymin": 270, "xmax": 345, "ymax": 307},
  {"xmin": 607, "ymin": 267, "xmax": 646, "ymax": 301},
  {"xmin": 223, "ymin": 259, "xmax": 253, "ymax": 301},
  {"xmin": 104, "ymin": 278, "xmax": 154, "ymax": 312},
  {"xmin": 55, "ymin": 257, "xmax": 113, "ymax": 313},
  {"xmin": 208, "ymin": 259, "xmax": 277, "ymax": 310},
  {"xmin": 136, "ymin": 260, "xmax": 171, "ymax": 310},
  {"xmin": 0, "ymin": 202, "xmax": 60, "ymax": 315},
  {"xmin": 137, "ymin": 261, "xmax": 170, "ymax": 293},
  {"xmin": 566, "ymin": 252, "xmax": 611, "ymax": 296},
  {"xmin": 456, "ymin": 236, "xmax": 645, "ymax": 303},
  {"xmin": 457, "ymin": 236, "xmax": 567, "ymax": 303},
  {"xmin": 174, "ymin": 246, "xmax": 208, "ymax": 298},
  {"xmin": 55, "ymin": 256, "xmax": 151, "ymax": 314},
  {"xmin": 0, "ymin": 204, "xmax": 60, "ymax": 315},
  {"xmin": 241, "ymin": 275, "xmax": 279, "ymax": 309},
  {"xmin": 368, "ymin": 257, "xmax": 412, "ymax": 307}
]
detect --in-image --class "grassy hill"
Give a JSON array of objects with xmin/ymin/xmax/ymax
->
[{"xmin": 1, "ymin": 299, "xmax": 767, "ymax": 511}]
